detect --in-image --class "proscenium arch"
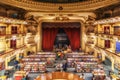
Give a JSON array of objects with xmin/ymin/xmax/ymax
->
[{"xmin": 36, "ymin": 19, "xmax": 86, "ymax": 52}]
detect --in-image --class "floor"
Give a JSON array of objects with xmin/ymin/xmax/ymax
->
[
  {"xmin": 6, "ymin": 59, "xmax": 94, "ymax": 80},
  {"xmin": 5, "ymin": 57, "xmax": 117, "ymax": 80},
  {"xmin": 27, "ymin": 68, "xmax": 93, "ymax": 80}
]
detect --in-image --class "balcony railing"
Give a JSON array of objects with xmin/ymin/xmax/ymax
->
[
  {"xmin": 0, "ymin": 0, "xmax": 119, "ymax": 11},
  {"xmin": 0, "ymin": 31, "xmax": 26, "ymax": 36},
  {"xmin": 95, "ymin": 46, "xmax": 120, "ymax": 57},
  {"xmin": 96, "ymin": 33, "xmax": 120, "ymax": 37},
  {"xmin": 0, "ymin": 45, "xmax": 26, "ymax": 58}
]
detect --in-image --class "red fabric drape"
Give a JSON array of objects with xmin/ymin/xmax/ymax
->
[
  {"xmin": 64, "ymin": 28, "xmax": 80, "ymax": 50},
  {"xmin": 42, "ymin": 28, "xmax": 58, "ymax": 51}
]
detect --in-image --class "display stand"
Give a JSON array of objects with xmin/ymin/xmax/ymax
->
[
  {"xmin": 23, "ymin": 62, "xmax": 46, "ymax": 73},
  {"xmin": 75, "ymin": 62, "xmax": 98, "ymax": 73},
  {"xmin": 92, "ymin": 69, "xmax": 106, "ymax": 80},
  {"xmin": 0, "ymin": 76, "xmax": 7, "ymax": 80},
  {"xmin": 14, "ymin": 71, "xmax": 27, "ymax": 80}
]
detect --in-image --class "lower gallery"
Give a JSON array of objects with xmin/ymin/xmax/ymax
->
[{"xmin": 0, "ymin": 0, "xmax": 120, "ymax": 80}]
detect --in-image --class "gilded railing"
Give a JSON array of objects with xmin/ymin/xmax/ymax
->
[{"xmin": 0, "ymin": 0, "xmax": 119, "ymax": 11}]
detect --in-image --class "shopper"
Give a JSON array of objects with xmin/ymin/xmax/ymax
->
[
  {"xmin": 17, "ymin": 64, "xmax": 21, "ymax": 71},
  {"xmin": 14, "ymin": 60, "xmax": 19, "ymax": 70},
  {"xmin": 4, "ymin": 70, "xmax": 10, "ymax": 78},
  {"xmin": 63, "ymin": 62, "xmax": 67, "ymax": 71},
  {"xmin": 108, "ymin": 70, "xmax": 112, "ymax": 76},
  {"xmin": 80, "ymin": 73, "xmax": 85, "ymax": 79},
  {"xmin": 26, "ymin": 75, "xmax": 29, "ymax": 80},
  {"xmin": 105, "ymin": 76, "xmax": 111, "ymax": 80},
  {"xmin": 22, "ymin": 76, "xmax": 27, "ymax": 80}
]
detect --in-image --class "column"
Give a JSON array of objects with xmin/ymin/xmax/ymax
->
[
  {"xmin": 16, "ymin": 53, "xmax": 20, "ymax": 61},
  {"xmin": 37, "ymin": 21, "xmax": 42, "ymax": 51},
  {"xmin": 94, "ymin": 50, "xmax": 98, "ymax": 58},
  {"xmin": 101, "ymin": 52, "xmax": 105, "ymax": 61},
  {"xmin": 81, "ymin": 22, "xmax": 86, "ymax": 51},
  {"xmin": 5, "ymin": 59, "xmax": 8, "ymax": 69},
  {"xmin": 5, "ymin": 58, "xmax": 9, "ymax": 69},
  {"xmin": 111, "ymin": 58, "xmax": 114, "ymax": 71},
  {"xmin": 24, "ymin": 50, "xmax": 27, "ymax": 57}
]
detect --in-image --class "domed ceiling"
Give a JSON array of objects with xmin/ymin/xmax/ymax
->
[{"xmin": 33, "ymin": 0, "xmax": 87, "ymax": 3}]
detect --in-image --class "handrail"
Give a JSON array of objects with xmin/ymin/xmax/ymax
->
[
  {"xmin": 0, "ymin": 45, "xmax": 26, "ymax": 58},
  {"xmin": 95, "ymin": 46, "xmax": 120, "ymax": 58},
  {"xmin": 96, "ymin": 33, "xmax": 120, "ymax": 37}
]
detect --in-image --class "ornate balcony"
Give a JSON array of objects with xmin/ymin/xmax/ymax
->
[{"xmin": 0, "ymin": 0, "xmax": 119, "ymax": 12}]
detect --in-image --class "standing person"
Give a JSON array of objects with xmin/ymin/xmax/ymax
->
[
  {"xmin": 104, "ymin": 76, "xmax": 111, "ymax": 80},
  {"xmin": 60, "ymin": 63, "xmax": 63, "ymax": 71},
  {"xmin": 26, "ymin": 74, "xmax": 29, "ymax": 80},
  {"xmin": 80, "ymin": 73, "xmax": 85, "ymax": 79},
  {"xmin": 14, "ymin": 60, "xmax": 19, "ymax": 70},
  {"xmin": 4, "ymin": 70, "xmax": 9, "ymax": 78},
  {"xmin": 62, "ymin": 63, "xmax": 65, "ymax": 71},
  {"xmin": 22, "ymin": 76, "xmax": 27, "ymax": 80},
  {"xmin": 63, "ymin": 62, "xmax": 67, "ymax": 71},
  {"xmin": 108, "ymin": 70, "xmax": 112, "ymax": 76},
  {"xmin": 17, "ymin": 63, "xmax": 21, "ymax": 71}
]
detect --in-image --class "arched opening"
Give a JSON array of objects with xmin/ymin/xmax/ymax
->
[{"xmin": 42, "ymin": 22, "xmax": 81, "ymax": 51}]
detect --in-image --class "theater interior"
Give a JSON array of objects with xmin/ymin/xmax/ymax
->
[{"xmin": 0, "ymin": 0, "xmax": 120, "ymax": 80}]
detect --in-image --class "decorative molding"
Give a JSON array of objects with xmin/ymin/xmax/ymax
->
[
  {"xmin": 24, "ymin": 12, "xmax": 95, "ymax": 23},
  {"xmin": 0, "ymin": 16, "xmax": 27, "ymax": 24},
  {"xmin": 0, "ymin": 0, "xmax": 119, "ymax": 12},
  {"xmin": 94, "ymin": 16, "xmax": 120, "ymax": 25}
]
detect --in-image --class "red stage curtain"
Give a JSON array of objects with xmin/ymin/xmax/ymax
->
[
  {"xmin": 42, "ymin": 28, "xmax": 58, "ymax": 51},
  {"xmin": 64, "ymin": 28, "xmax": 80, "ymax": 50}
]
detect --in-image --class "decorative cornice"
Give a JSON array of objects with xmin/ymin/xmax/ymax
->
[
  {"xmin": 24, "ymin": 11, "xmax": 95, "ymax": 23},
  {"xmin": 0, "ymin": 0, "xmax": 119, "ymax": 12}
]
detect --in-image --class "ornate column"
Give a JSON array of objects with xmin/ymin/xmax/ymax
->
[
  {"xmin": 101, "ymin": 52, "xmax": 105, "ymax": 61},
  {"xmin": 111, "ymin": 57, "xmax": 114, "ymax": 71},
  {"xmin": 37, "ymin": 21, "xmax": 42, "ymax": 51},
  {"xmin": 81, "ymin": 22, "xmax": 86, "ymax": 51},
  {"xmin": 94, "ymin": 50, "xmax": 98, "ymax": 57},
  {"xmin": 16, "ymin": 53, "xmax": 20, "ymax": 61},
  {"xmin": 5, "ymin": 59, "xmax": 8, "ymax": 69}
]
